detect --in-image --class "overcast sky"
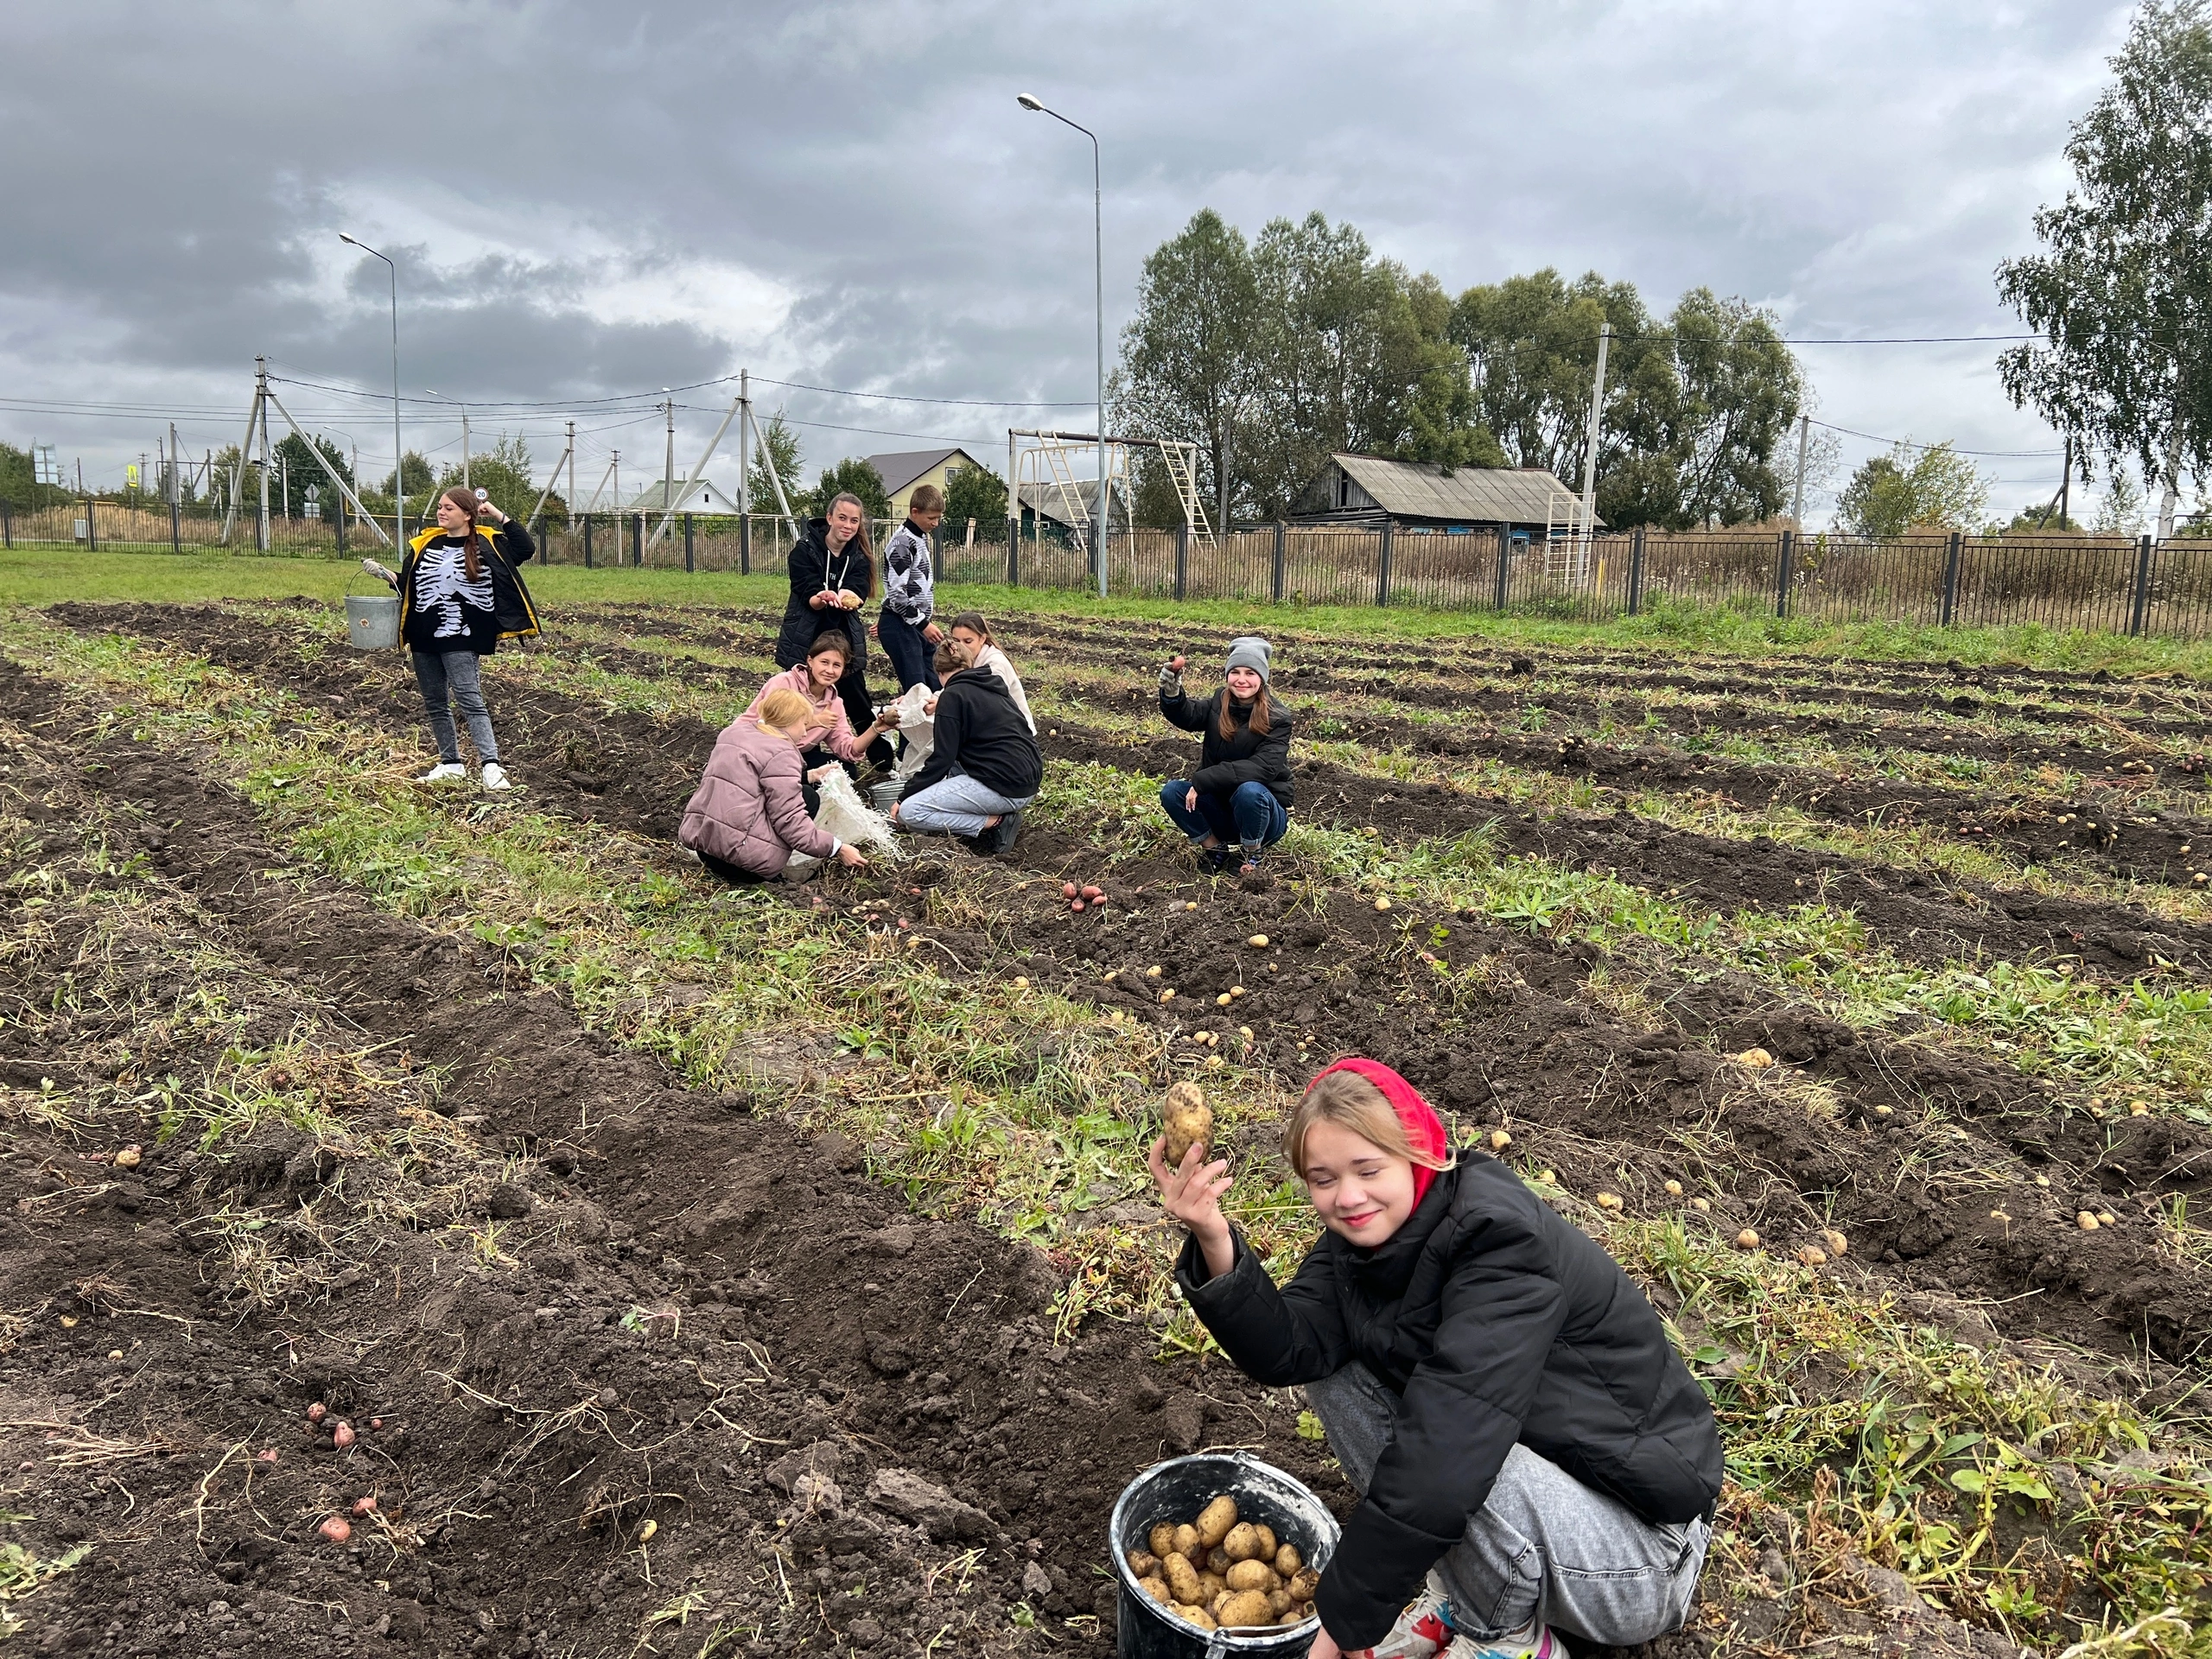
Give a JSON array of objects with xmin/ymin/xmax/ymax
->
[{"xmin": 0, "ymin": 0, "xmax": 2135, "ymax": 522}]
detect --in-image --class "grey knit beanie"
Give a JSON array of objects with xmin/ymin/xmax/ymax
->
[{"xmin": 1224, "ymin": 636, "xmax": 1272, "ymax": 685}]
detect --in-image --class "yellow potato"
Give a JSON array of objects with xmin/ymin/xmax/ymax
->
[
  {"xmin": 1206, "ymin": 1545, "xmax": 1231, "ymax": 1575},
  {"xmin": 1173, "ymin": 1602, "xmax": 1215, "ymax": 1630},
  {"xmin": 1223, "ymin": 1522, "xmax": 1262, "ymax": 1561},
  {"xmin": 1162, "ymin": 1081, "xmax": 1213, "ymax": 1171},
  {"xmin": 1195, "ymin": 1494, "xmax": 1238, "ymax": 1548},
  {"xmin": 1171, "ymin": 1524, "xmax": 1202, "ymax": 1560},
  {"xmin": 1138, "ymin": 1576, "xmax": 1171, "ymax": 1605},
  {"xmin": 1274, "ymin": 1542, "xmax": 1302, "ymax": 1576},
  {"xmin": 1268, "ymin": 1588, "xmax": 1294, "ymax": 1618},
  {"xmin": 1197, "ymin": 1570, "xmax": 1227, "ymax": 1604},
  {"xmin": 1148, "ymin": 1522, "xmax": 1176, "ymax": 1560},
  {"xmin": 1127, "ymin": 1549, "xmax": 1161, "ymax": 1579},
  {"xmin": 1225, "ymin": 1559, "xmax": 1279, "ymax": 1592},
  {"xmin": 1289, "ymin": 1567, "xmax": 1320, "ymax": 1602},
  {"xmin": 1163, "ymin": 1552, "xmax": 1202, "ymax": 1605},
  {"xmin": 1219, "ymin": 1590, "xmax": 1275, "ymax": 1629},
  {"xmin": 1252, "ymin": 1523, "xmax": 1277, "ymax": 1559}
]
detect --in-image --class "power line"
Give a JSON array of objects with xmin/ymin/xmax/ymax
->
[
  {"xmin": 1781, "ymin": 334, "xmax": 2041, "ymax": 345},
  {"xmin": 1806, "ymin": 418, "xmax": 2063, "ymax": 458}
]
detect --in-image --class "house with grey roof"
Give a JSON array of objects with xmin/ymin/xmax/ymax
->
[{"xmin": 1291, "ymin": 453, "xmax": 1592, "ymax": 537}]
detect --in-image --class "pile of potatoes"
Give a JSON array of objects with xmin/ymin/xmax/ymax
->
[{"xmin": 1126, "ymin": 1493, "xmax": 1319, "ymax": 1631}]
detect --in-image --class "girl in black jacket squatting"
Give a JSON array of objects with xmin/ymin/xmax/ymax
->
[
  {"xmin": 1158, "ymin": 635, "xmax": 1294, "ymax": 875},
  {"xmin": 380, "ymin": 485, "xmax": 540, "ymax": 791},
  {"xmin": 1149, "ymin": 1059, "xmax": 1720, "ymax": 1659}
]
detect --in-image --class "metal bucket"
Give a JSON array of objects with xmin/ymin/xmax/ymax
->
[
  {"xmin": 1109, "ymin": 1452, "xmax": 1338, "ymax": 1658},
  {"xmin": 345, "ymin": 593, "xmax": 400, "ymax": 651},
  {"xmin": 870, "ymin": 780, "xmax": 902, "ymax": 813}
]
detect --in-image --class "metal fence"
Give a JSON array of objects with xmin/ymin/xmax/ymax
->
[{"xmin": 11, "ymin": 497, "xmax": 2212, "ymax": 641}]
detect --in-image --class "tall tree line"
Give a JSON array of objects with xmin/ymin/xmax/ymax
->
[{"xmin": 1114, "ymin": 211, "xmax": 1805, "ymax": 531}]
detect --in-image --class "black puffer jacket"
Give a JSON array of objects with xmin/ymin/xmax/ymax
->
[
  {"xmin": 1176, "ymin": 1157, "xmax": 1722, "ymax": 1651},
  {"xmin": 1159, "ymin": 686, "xmax": 1294, "ymax": 808},
  {"xmin": 774, "ymin": 518, "xmax": 874, "ymax": 672},
  {"xmin": 899, "ymin": 668, "xmax": 1043, "ymax": 804}
]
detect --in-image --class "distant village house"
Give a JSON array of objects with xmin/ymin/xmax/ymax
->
[{"xmin": 1291, "ymin": 453, "xmax": 1592, "ymax": 541}]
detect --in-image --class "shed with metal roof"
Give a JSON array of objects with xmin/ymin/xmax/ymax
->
[{"xmin": 1290, "ymin": 453, "xmax": 1592, "ymax": 534}]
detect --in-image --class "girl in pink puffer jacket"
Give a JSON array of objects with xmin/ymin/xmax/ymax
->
[{"xmin": 680, "ymin": 689, "xmax": 869, "ymax": 883}]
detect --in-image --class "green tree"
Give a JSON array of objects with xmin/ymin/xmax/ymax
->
[
  {"xmin": 435, "ymin": 432, "xmax": 536, "ymax": 521},
  {"xmin": 747, "ymin": 415, "xmax": 804, "ymax": 519},
  {"xmin": 1669, "ymin": 289, "xmax": 1802, "ymax": 527},
  {"xmin": 271, "ymin": 432, "xmax": 353, "ymax": 518},
  {"xmin": 1996, "ymin": 0, "xmax": 2212, "ymax": 534},
  {"xmin": 0, "ymin": 442, "xmax": 67, "ymax": 509},
  {"xmin": 2094, "ymin": 467, "xmax": 2145, "ymax": 535},
  {"xmin": 1113, "ymin": 208, "xmax": 1262, "ymax": 529},
  {"xmin": 1836, "ymin": 442, "xmax": 1991, "ymax": 537},
  {"xmin": 376, "ymin": 452, "xmax": 436, "ymax": 500},
  {"xmin": 943, "ymin": 461, "xmax": 1008, "ymax": 532},
  {"xmin": 806, "ymin": 457, "xmax": 889, "ymax": 521}
]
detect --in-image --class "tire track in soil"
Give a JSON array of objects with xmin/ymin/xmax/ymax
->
[
  {"xmin": 0, "ymin": 656, "xmax": 1346, "ymax": 1658},
  {"xmin": 31, "ymin": 612, "xmax": 2212, "ymax": 1372},
  {"xmin": 56, "ymin": 604, "xmax": 2212, "ymax": 980}
]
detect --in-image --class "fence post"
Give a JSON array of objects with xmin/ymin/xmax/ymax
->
[
  {"xmin": 1627, "ymin": 526, "xmax": 1646, "ymax": 616},
  {"xmin": 1775, "ymin": 529, "xmax": 1795, "ymax": 620},
  {"xmin": 1174, "ymin": 522, "xmax": 1188, "ymax": 601},
  {"xmin": 1, "ymin": 505, "xmax": 10, "ymax": 549},
  {"xmin": 1493, "ymin": 525, "xmax": 1511, "ymax": 610},
  {"xmin": 583, "ymin": 513, "xmax": 594, "ymax": 569},
  {"xmin": 170, "ymin": 490, "xmax": 182, "ymax": 555},
  {"xmin": 1271, "ymin": 521, "xmax": 1287, "ymax": 603},
  {"xmin": 1376, "ymin": 519, "xmax": 1394, "ymax": 607},
  {"xmin": 334, "ymin": 505, "xmax": 346, "ymax": 558},
  {"xmin": 1939, "ymin": 531, "xmax": 1962, "ymax": 626},
  {"xmin": 2129, "ymin": 534, "xmax": 2156, "ymax": 637},
  {"xmin": 683, "ymin": 513, "xmax": 695, "ymax": 574},
  {"xmin": 739, "ymin": 513, "xmax": 750, "ymax": 575},
  {"xmin": 85, "ymin": 498, "xmax": 98, "ymax": 552},
  {"xmin": 630, "ymin": 513, "xmax": 642, "ymax": 567},
  {"xmin": 1007, "ymin": 521, "xmax": 1020, "ymax": 586}
]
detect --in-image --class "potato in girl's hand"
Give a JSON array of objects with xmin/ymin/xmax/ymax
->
[{"xmin": 1162, "ymin": 1080, "xmax": 1213, "ymax": 1171}]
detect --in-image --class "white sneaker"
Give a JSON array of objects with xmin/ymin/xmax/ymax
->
[
  {"xmin": 1373, "ymin": 1581, "xmax": 1458, "ymax": 1659},
  {"xmin": 416, "ymin": 762, "xmax": 467, "ymax": 783},
  {"xmin": 480, "ymin": 763, "xmax": 512, "ymax": 791},
  {"xmin": 1445, "ymin": 1623, "xmax": 1556, "ymax": 1659}
]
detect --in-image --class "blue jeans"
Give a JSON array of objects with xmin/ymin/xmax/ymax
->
[
  {"xmin": 1160, "ymin": 779, "xmax": 1287, "ymax": 850},
  {"xmin": 877, "ymin": 609, "xmax": 939, "ymax": 692},
  {"xmin": 412, "ymin": 649, "xmax": 499, "ymax": 765},
  {"xmin": 899, "ymin": 772, "xmax": 1033, "ymax": 836}
]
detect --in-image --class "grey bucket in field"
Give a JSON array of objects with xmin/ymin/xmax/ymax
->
[
  {"xmin": 870, "ymin": 779, "xmax": 902, "ymax": 813},
  {"xmin": 345, "ymin": 593, "xmax": 400, "ymax": 651},
  {"xmin": 1109, "ymin": 1452, "xmax": 1338, "ymax": 1658}
]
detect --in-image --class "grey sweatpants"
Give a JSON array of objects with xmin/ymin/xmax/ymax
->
[
  {"xmin": 411, "ymin": 649, "xmax": 499, "ymax": 765},
  {"xmin": 1306, "ymin": 1363, "xmax": 1708, "ymax": 1644},
  {"xmin": 897, "ymin": 772, "xmax": 1033, "ymax": 836}
]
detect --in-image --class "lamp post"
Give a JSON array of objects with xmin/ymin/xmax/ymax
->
[
  {"xmin": 427, "ymin": 390, "xmax": 470, "ymax": 489},
  {"xmin": 339, "ymin": 232, "xmax": 404, "ymax": 552},
  {"xmin": 1016, "ymin": 92, "xmax": 1107, "ymax": 599}
]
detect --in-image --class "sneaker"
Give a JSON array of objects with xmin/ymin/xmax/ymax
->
[
  {"xmin": 1372, "ymin": 1581, "xmax": 1458, "ymax": 1659},
  {"xmin": 1196, "ymin": 842, "xmax": 1233, "ymax": 874},
  {"xmin": 1444, "ymin": 1624, "xmax": 1556, "ymax": 1659},
  {"xmin": 984, "ymin": 809, "xmax": 1023, "ymax": 855},
  {"xmin": 416, "ymin": 762, "xmax": 467, "ymax": 784},
  {"xmin": 480, "ymin": 763, "xmax": 512, "ymax": 791}
]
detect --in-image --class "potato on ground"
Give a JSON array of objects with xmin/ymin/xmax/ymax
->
[
  {"xmin": 1163, "ymin": 1082, "xmax": 1215, "ymax": 1171},
  {"xmin": 1219, "ymin": 1589, "xmax": 1276, "ymax": 1628},
  {"xmin": 1226, "ymin": 1558, "xmax": 1280, "ymax": 1592},
  {"xmin": 1195, "ymin": 1494, "xmax": 1239, "ymax": 1547}
]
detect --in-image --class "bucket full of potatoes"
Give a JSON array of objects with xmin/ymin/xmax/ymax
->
[{"xmin": 1108, "ymin": 1451, "xmax": 1338, "ymax": 1656}]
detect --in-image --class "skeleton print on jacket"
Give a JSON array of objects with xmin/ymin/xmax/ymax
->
[{"xmin": 412, "ymin": 537, "xmax": 497, "ymax": 642}]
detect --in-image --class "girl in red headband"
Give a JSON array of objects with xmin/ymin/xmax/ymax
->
[{"xmin": 1150, "ymin": 1059, "xmax": 1720, "ymax": 1659}]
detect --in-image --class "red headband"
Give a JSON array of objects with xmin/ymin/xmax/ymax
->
[{"xmin": 1303, "ymin": 1058, "xmax": 1450, "ymax": 1210}]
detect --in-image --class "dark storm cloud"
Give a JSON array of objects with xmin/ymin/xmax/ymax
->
[{"xmin": 1, "ymin": 0, "xmax": 2136, "ymax": 511}]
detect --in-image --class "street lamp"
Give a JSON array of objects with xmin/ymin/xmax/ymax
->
[
  {"xmin": 1016, "ymin": 92, "xmax": 1107, "ymax": 599},
  {"xmin": 339, "ymin": 232, "xmax": 404, "ymax": 553},
  {"xmin": 426, "ymin": 389, "xmax": 470, "ymax": 488}
]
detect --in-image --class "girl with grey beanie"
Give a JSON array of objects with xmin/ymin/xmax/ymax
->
[{"xmin": 1156, "ymin": 635, "xmax": 1296, "ymax": 874}]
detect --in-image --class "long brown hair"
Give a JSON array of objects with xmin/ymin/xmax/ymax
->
[
  {"xmin": 438, "ymin": 485, "xmax": 486, "ymax": 582},
  {"xmin": 823, "ymin": 491, "xmax": 878, "ymax": 598},
  {"xmin": 1218, "ymin": 682, "xmax": 1272, "ymax": 741}
]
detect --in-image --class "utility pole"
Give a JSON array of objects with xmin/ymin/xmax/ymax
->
[
  {"xmin": 2059, "ymin": 434, "xmax": 2073, "ymax": 529},
  {"xmin": 461, "ymin": 407, "xmax": 471, "ymax": 490},
  {"xmin": 1575, "ymin": 321, "xmax": 1611, "ymax": 582},
  {"xmin": 738, "ymin": 370, "xmax": 751, "ymax": 524},
  {"xmin": 664, "ymin": 393, "xmax": 676, "ymax": 518},
  {"xmin": 611, "ymin": 451, "xmax": 620, "ymax": 520},
  {"xmin": 1789, "ymin": 413, "xmax": 1810, "ymax": 528},
  {"xmin": 256, "ymin": 358, "xmax": 272, "ymax": 550}
]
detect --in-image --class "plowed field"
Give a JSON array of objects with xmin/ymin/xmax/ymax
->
[{"xmin": 3, "ymin": 591, "xmax": 2209, "ymax": 1659}]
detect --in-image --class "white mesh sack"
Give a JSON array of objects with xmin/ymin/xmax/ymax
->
[{"xmin": 889, "ymin": 683, "xmax": 938, "ymax": 785}]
